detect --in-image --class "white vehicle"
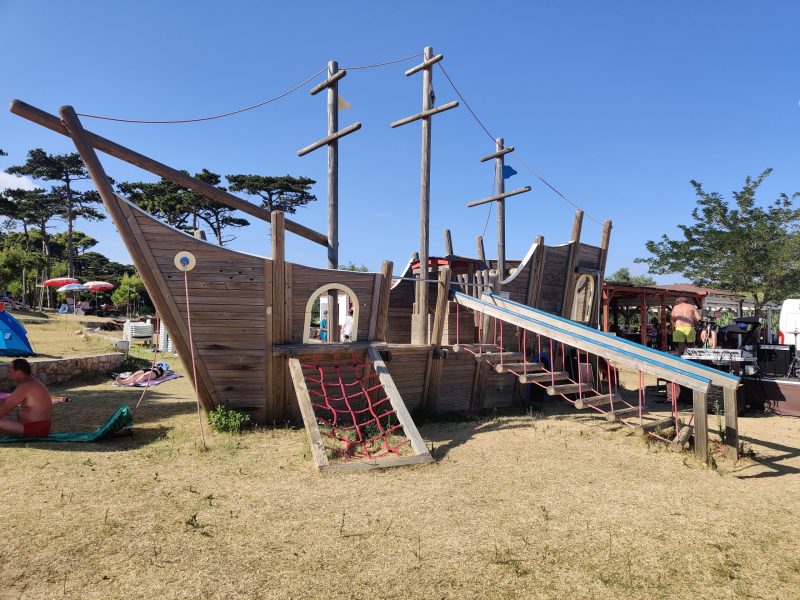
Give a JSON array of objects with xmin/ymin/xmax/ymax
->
[{"xmin": 778, "ymin": 299, "xmax": 800, "ymax": 347}]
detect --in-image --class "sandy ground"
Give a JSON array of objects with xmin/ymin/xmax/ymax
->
[{"xmin": 0, "ymin": 334, "xmax": 799, "ymax": 598}]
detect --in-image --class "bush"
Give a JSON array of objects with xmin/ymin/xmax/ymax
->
[{"xmin": 207, "ymin": 405, "xmax": 251, "ymax": 434}]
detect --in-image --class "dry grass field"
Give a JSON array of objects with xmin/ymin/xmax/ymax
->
[
  {"xmin": 1, "ymin": 319, "xmax": 799, "ymax": 599},
  {"xmin": 17, "ymin": 311, "xmax": 119, "ymax": 359}
]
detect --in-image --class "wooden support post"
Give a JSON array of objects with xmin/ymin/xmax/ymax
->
[
  {"xmin": 494, "ymin": 138, "xmax": 505, "ymax": 291},
  {"xmin": 288, "ymin": 358, "xmax": 329, "ymax": 471},
  {"xmin": 423, "ymin": 267, "xmax": 451, "ymax": 412},
  {"xmin": 598, "ymin": 219, "xmax": 612, "ymax": 274},
  {"xmin": 10, "ymin": 100, "xmax": 327, "ymax": 247},
  {"xmin": 417, "ymin": 46, "xmax": 434, "ymax": 344},
  {"xmin": 560, "ymin": 210, "xmax": 584, "ymax": 318},
  {"xmin": 296, "ymin": 59, "xmax": 363, "ymax": 341},
  {"xmin": 264, "ymin": 259, "xmax": 274, "ymax": 422},
  {"xmin": 640, "ymin": 292, "xmax": 647, "ymax": 346},
  {"xmin": 392, "ymin": 46, "xmax": 459, "ymax": 346},
  {"xmin": 444, "ymin": 229, "xmax": 453, "ymax": 256},
  {"xmin": 526, "ymin": 236, "xmax": 545, "ymax": 308},
  {"xmin": 723, "ymin": 387, "xmax": 739, "ymax": 461},
  {"xmin": 476, "ymin": 235, "xmax": 486, "ymax": 263},
  {"xmin": 693, "ymin": 389, "xmax": 709, "ymax": 464},
  {"xmin": 271, "ymin": 211, "xmax": 287, "ymax": 423},
  {"xmin": 430, "ymin": 267, "xmax": 451, "ymax": 347},
  {"xmin": 660, "ymin": 294, "xmax": 667, "ymax": 351},
  {"xmin": 326, "ymin": 61, "xmax": 341, "ymax": 344},
  {"xmin": 375, "ymin": 260, "xmax": 393, "ymax": 342}
]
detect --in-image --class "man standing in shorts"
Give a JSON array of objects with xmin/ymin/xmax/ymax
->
[{"xmin": 670, "ymin": 297, "xmax": 701, "ymax": 354}]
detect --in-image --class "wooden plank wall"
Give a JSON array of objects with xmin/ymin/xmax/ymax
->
[
  {"xmin": 131, "ymin": 208, "xmax": 270, "ymax": 419},
  {"xmin": 289, "ymin": 264, "xmax": 380, "ymax": 343},
  {"xmin": 436, "ymin": 351, "xmax": 479, "ymax": 412},
  {"xmin": 482, "ymin": 370, "xmax": 519, "ymax": 408},
  {"xmin": 577, "ymin": 243, "xmax": 603, "ymax": 271},
  {"xmin": 537, "ymin": 245, "xmax": 570, "ymax": 314},
  {"xmin": 385, "ymin": 346, "xmax": 430, "ymax": 411},
  {"xmin": 387, "ymin": 279, "xmax": 415, "ymax": 343}
]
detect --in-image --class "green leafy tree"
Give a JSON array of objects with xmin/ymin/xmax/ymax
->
[
  {"xmin": 226, "ymin": 174, "xmax": 316, "ymax": 214},
  {"xmin": 0, "ymin": 187, "xmax": 61, "ymax": 305},
  {"xmin": 637, "ymin": 169, "xmax": 800, "ymax": 311},
  {"xmin": 5, "ymin": 149, "xmax": 105, "ymax": 276},
  {"xmin": 339, "ymin": 261, "xmax": 369, "ymax": 272},
  {"xmin": 118, "ymin": 177, "xmax": 196, "ymax": 230},
  {"xmin": 192, "ymin": 170, "xmax": 249, "ymax": 244},
  {"xmin": 607, "ymin": 267, "xmax": 656, "ymax": 287},
  {"xmin": 118, "ymin": 169, "xmax": 249, "ymax": 245},
  {"xmin": 112, "ymin": 272, "xmax": 147, "ymax": 316}
]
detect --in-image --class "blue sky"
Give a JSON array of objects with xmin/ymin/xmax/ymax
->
[{"xmin": 1, "ymin": 1, "xmax": 798, "ymax": 282}]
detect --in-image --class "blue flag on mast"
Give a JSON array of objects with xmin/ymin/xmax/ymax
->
[{"xmin": 502, "ymin": 165, "xmax": 518, "ymax": 179}]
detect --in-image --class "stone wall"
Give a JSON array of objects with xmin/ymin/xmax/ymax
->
[{"xmin": 0, "ymin": 353, "xmax": 124, "ymax": 390}]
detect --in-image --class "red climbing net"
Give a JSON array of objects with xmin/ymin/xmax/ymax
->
[{"xmin": 302, "ymin": 354, "xmax": 410, "ymax": 461}]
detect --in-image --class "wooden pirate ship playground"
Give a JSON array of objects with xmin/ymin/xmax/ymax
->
[{"xmin": 9, "ymin": 47, "xmax": 742, "ymax": 471}]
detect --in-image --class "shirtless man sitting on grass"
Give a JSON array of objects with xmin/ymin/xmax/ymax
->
[
  {"xmin": 0, "ymin": 359, "xmax": 52, "ymax": 438},
  {"xmin": 671, "ymin": 297, "xmax": 702, "ymax": 355}
]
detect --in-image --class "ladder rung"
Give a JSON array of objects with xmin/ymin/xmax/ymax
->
[
  {"xmin": 546, "ymin": 383, "xmax": 593, "ymax": 396},
  {"xmin": 518, "ymin": 371, "xmax": 568, "ymax": 384},
  {"xmin": 494, "ymin": 362, "xmax": 543, "ymax": 374},
  {"xmin": 670, "ymin": 425, "xmax": 694, "ymax": 452},
  {"xmin": 574, "ymin": 393, "xmax": 621, "ymax": 410},
  {"xmin": 451, "ymin": 343, "xmax": 499, "ymax": 353},
  {"xmin": 605, "ymin": 406, "xmax": 641, "ymax": 422},
  {"xmin": 473, "ymin": 351, "xmax": 524, "ymax": 362},
  {"xmin": 634, "ymin": 416, "xmax": 676, "ymax": 436}
]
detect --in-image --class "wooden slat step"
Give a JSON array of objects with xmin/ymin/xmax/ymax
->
[
  {"xmin": 574, "ymin": 393, "xmax": 622, "ymax": 410},
  {"xmin": 670, "ymin": 425, "xmax": 694, "ymax": 452},
  {"xmin": 518, "ymin": 371, "xmax": 569, "ymax": 384},
  {"xmin": 546, "ymin": 383, "xmax": 593, "ymax": 396},
  {"xmin": 605, "ymin": 406, "xmax": 641, "ymax": 422},
  {"xmin": 473, "ymin": 351, "xmax": 524, "ymax": 362},
  {"xmin": 494, "ymin": 362, "xmax": 544, "ymax": 374},
  {"xmin": 634, "ymin": 416, "xmax": 677, "ymax": 436},
  {"xmin": 452, "ymin": 343, "xmax": 499, "ymax": 353}
]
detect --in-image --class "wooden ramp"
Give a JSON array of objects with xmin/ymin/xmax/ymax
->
[
  {"xmin": 289, "ymin": 345, "xmax": 433, "ymax": 472},
  {"xmin": 451, "ymin": 291, "xmax": 742, "ymax": 462}
]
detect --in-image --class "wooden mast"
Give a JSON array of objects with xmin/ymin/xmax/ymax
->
[
  {"xmin": 391, "ymin": 47, "xmax": 458, "ymax": 344},
  {"xmin": 494, "ymin": 138, "xmax": 506, "ymax": 291},
  {"xmin": 470, "ymin": 143, "xmax": 530, "ymax": 292},
  {"xmin": 298, "ymin": 61, "xmax": 362, "ymax": 342}
]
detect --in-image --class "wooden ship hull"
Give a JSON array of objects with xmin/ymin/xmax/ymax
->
[{"xmin": 101, "ymin": 192, "xmax": 611, "ymax": 424}]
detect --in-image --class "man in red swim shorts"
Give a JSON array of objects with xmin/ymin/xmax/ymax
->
[{"xmin": 0, "ymin": 359, "xmax": 52, "ymax": 438}]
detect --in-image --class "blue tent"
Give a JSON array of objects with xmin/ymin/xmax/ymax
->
[{"xmin": 0, "ymin": 310, "xmax": 34, "ymax": 357}]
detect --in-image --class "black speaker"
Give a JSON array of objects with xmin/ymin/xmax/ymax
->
[{"xmin": 757, "ymin": 345, "xmax": 794, "ymax": 376}]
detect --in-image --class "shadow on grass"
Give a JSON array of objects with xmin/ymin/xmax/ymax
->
[
  {"xmin": 733, "ymin": 424, "xmax": 800, "ymax": 479},
  {"xmin": 417, "ymin": 387, "xmax": 686, "ymax": 460}
]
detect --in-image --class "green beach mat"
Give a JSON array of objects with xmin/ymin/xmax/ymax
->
[{"xmin": 0, "ymin": 404, "xmax": 132, "ymax": 443}]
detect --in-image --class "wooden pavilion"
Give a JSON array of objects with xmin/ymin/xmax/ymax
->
[{"xmin": 601, "ymin": 283, "xmax": 704, "ymax": 350}]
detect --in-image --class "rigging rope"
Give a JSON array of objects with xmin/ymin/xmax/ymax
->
[
  {"xmin": 436, "ymin": 62, "xmax": 604, "ymax": 225},
  {"xmin": 76, "ymin": 67, "xmax": 328, "ymax": 124},
  {"xmin": 74, "ymin": 52, "xmax": 422, "ymax": 123},
  {"xmin": 183, "ymin": 269, "xmax": 208, "ymax": 450},
  {"xmin": 341, "ymin": 52, "xmax": 423, "ymax": 70}
]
